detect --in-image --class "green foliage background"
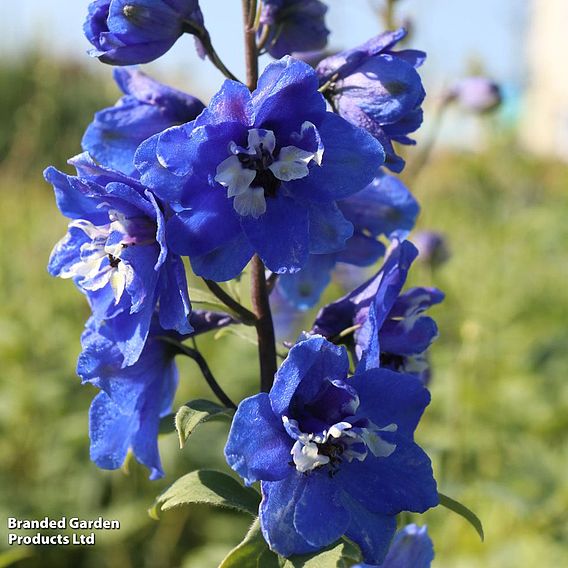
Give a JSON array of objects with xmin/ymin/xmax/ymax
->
[{"xmin": 0, "ymin": 55, "xmax": 567, "ymax": 567}]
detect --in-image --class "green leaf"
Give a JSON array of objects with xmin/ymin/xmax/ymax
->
[
  {"xmin": 214, "ymin": 325, "xmax": 258, "ymax": 345},
  {"xmin": 283, "ymin": 539, "xmax": 362, "ymax": 568},
  {"xmin": 175, "ymin": 399, "xmax": 232, "ymax": 449},
  {"xmin": 219, "ymin": 518, "xmax": 279, "ymax": 568},
  {"xmin": 158, "ymin": 412, "xmax": 176, "ymax": 435},
  {"xmin": 149, "ymin": 470, "xmax": 261, "ymax": 520},
  {"xmin": 438, "ymin": 491, "xmax": 485, "ymax": 542},
  {"xmin": 187, "ymin": 286, "xmax": 238, "ymax": 318}
]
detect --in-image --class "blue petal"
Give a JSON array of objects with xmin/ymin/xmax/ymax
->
[
  {"xmin": 47, "ymin": 225, "xmax": 89, "ymax": 278},
  {"xmin": 308, "ymin": 201, "xmax": 353, "ymax": 254},
  {"xmin": 189, "ymin": 231, "xmax": 254, "ymax": 281},
  {"xmin": 338, "ymin": 436, "xmax": 438, "ymax": 516},
  {"xmin": 339, "ymin": 174, "xmax": 419, "ymax": 240},
  {"xmin": 44, "ymin": 166, "xmax": 108, "ymax": 225},
  {"xmin": 155, "ymin": 122, "xmax": 196, "ymax": 177},
  {"xmin": 195, "ymin": 79, "xmax": 253, "ymax": 127},
  {"xmin": 89, "ymin": 392, "xmax": 132, "ymax": 471},
  {"xmin": 349, "ymin": 367, "xmax": 431, "ymax": 438},
  {"xmin": 166, "ymin": 196, "xmax": 241, "ymax": 258},
  {"xmin": 336, "ymin": 233, "xmax": 385, "ymax": 267},
  {"xmin": 225, "ymin": 393, "xmax": 292, "ymax": 486},
  {"xmin": 379, "ymin": 316, "xmax": 439, "ymax": 356},
  {"xmin": 270, "ymin": 336, "xmax": 349, "ymax": 417},
  {"xmin": 277, "ymin": 254, "xmax": 335, "ymax": 309},
  {"xmin": 291, "ymin": 113, "xmax": 385, "ymax": 202},
  {"xmin": 157, "ymin": 255, "xmax": 193, "ymax": 334},
  {"xmin": 253, "ymin": 56, "xmax": 327, "ymax": 138},
  {"xmin": 379, "ymin": 524, "xmax": 434, "ymax": 568},
  {"xmin": 134, "ymin": 133, "xmax": 186, "ymax": 202},
  {"xmin": 82, "ymin": 100, "xmax": 174, "ymax": 176},
  {"xmin": 241, "ymin": 194, "xmax": 309, "ymax": 275},
  {"xmin": 342, "ymin": 494, "xmax": 397, "ymax": 565},
  {"xmin": 103, "ymin": 293, "xmax": 157, "ymax": 367},
  {"xmin": 260, "ymin": 476, "xmax": 318, "ymax": 557},
  {"xmin": 108, "ymin": 0, "xmax": 181, "ymax": 41},
  {"xmin": 112, "ymin": 67, "xmax": 205, "ymax": 118},
  {"xmin": 294, "ymin": 473, "xmax": 349, "ymax": 548},
  {"xmin": 355, "ymin": 302, "xmax": 381, "ymax": 372}
]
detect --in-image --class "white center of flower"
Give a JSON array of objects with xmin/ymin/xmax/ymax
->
[
  {"xmin": 214, "ymin": 123, "xmax": 323, "ymax": 219},
  {"xmin": 57, "ymin": 210, "xmax": 147, "ymax": 304},
  {"xmin": 282, "ymin": 416, "xmax": 398, "ymax": 474}
]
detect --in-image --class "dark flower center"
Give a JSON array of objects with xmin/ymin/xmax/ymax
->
[
  {"xmin": 236, "ymin": 144, "xmax": 281, "ymax": 197},
  {"xmin": 108, "ymin": 254, "xmax": 121, "ymax": 268}
]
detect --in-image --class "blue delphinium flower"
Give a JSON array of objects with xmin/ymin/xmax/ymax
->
[
  {"xmin": 84, "ymin": 0, "xmax": 205, "ymax": 65},
  {"xmin": 80, "ymin": 317, "xmax": 179, "ymax": 480},
  {"xmin": 135, "ymin": 56, "xmax": 385, "ymax": 281},
  {"xmin": 46, "ymin": 153, "xmax": 192, "ymax": 366},
  {"xmin": 83, "ymin": 68, "xmax": 205, "ymax": 176},
  {"xmin": 259, "ymin": 0, "xmax": 330, "ymax": 59},
  {"xmin": 277, "ymin": 171, "xmax": 420, "ymax": 309},
  {"xmin": 225, "ymin": 334, "xmax": 438, "ymax": 563},
  {"xmin": 317, "ymin": 28, "xmax": 426, "ymax": 173},
  {"xmin": 80, "ymin": 309, "xmax": 231, "ymax": 479},
  {"xmin": 312, "ymin": 240, "xmax": 443, "ymax": 383},
  {"xmin": 355, "ymin": 524, "xmax": 434, "ymax": 568}
]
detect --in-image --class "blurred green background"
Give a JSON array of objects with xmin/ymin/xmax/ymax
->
[{"xmin": 1, "ymin": 40, "xmax": 568, "ymax": 568}]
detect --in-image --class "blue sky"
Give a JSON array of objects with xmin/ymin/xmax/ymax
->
[{"xmin": 1, "ymin": 0, "xmax": 527, "ymax": 100}]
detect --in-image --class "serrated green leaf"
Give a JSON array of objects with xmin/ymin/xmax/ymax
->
[
  {"xmin": 175, "ymin": 399, "xmax": 232, "ymax": 449},
  {"xmin": 219, "ymin": 518, "xmax": 279, "ymax": 568},
  {"xmin": 149, "ymin": 470, "xmax": 261, "ymax": 520},
  {"xmin": 438, "ymin": 491, "xmax": 485, "ymax": 542},
  {"xmin": 283, "ymin": 539, "xmax": 361, "ymax": 568}
]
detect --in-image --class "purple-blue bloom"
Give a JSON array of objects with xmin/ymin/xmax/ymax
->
[
  {"xmin": 277, "ymin": 172, "xmax": 419, "ymax": 309},
  {"xmin": 312, "ymin": 240, "xmax": 443, "ymax": 383},
  {"xmin": 84, "ymin": 0, "xmax": 205, "ymax": 65},
  {"xmin": 46, "ymin": 153, "xmax": 192, "ymax": 367},
  {"xmin": 447, "ymin": 76, "xmax": 502, "ymax": 113},
  {"xmin": 259, "ymin": 0, "xmax": 330, "ymax": 59},
  {"xmin": 79, "ymin": 309, "xmax": 230, "ymax": 479},
  {"xmin": 80, "ymin": 317, "xmax": 179, "ymax": 480},
  {"xmin": 83, "ymin": 68, "xmax": 205, "ymax": 176},
  {"xmin": 317, "ymin": 28, "xmax": 426, "ymax": 173},
  {"xmin": 355, "ymin": 524, "xmax": 434, "ymax": 568},
  {"xmin": 413, "ymin": 230, "xmax": 451, "ymax": 268},
  {"xmin": 135, "ymin": 56, "xmax": 385, "ymax": 281},
  {"xmin": 225, "ymin": 335, "xmax": 438, "ymax": 563}
]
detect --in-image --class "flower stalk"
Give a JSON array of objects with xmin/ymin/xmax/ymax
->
[{"xmin": 241, "ymin": 0, "xmax": 278, "ymax": 393}]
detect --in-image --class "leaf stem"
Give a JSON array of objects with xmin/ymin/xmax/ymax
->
[
  {"xmin": 203, "ymin": 279, "xmax": 257, "ymax": 325},
  {"xmin": 160, "ymin": 337, "xmax": 237, "ymax": 409},
  {"xmin": 183, "ymin": 21, "xmax": 240, "ymax": 82}
]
